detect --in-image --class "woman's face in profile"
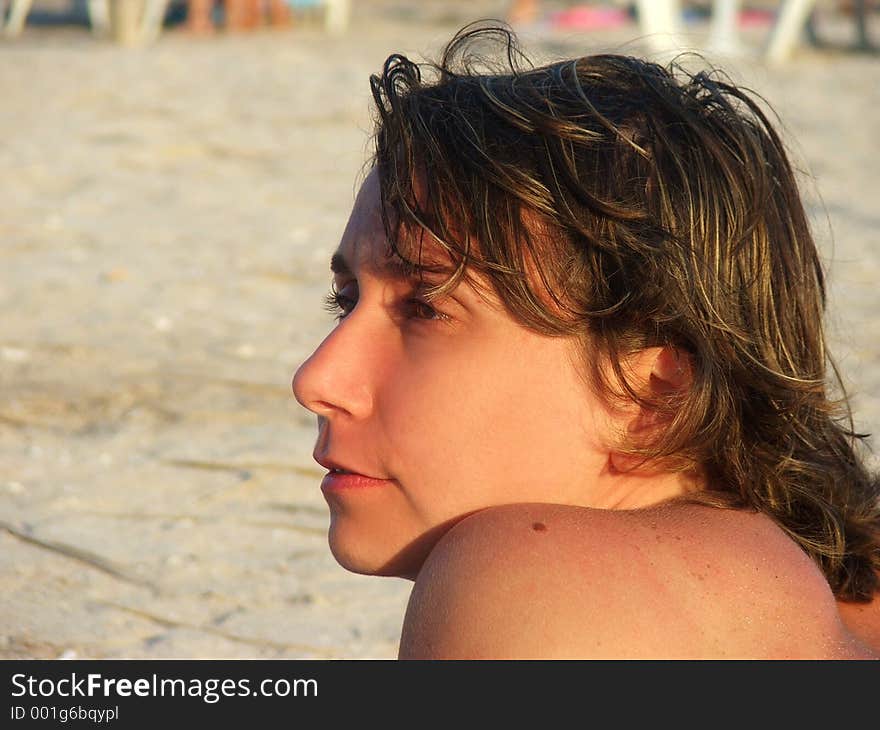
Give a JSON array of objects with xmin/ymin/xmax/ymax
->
[{"xmin": 292, "ymin": 169, "xmax": 614, "ymax": 579}]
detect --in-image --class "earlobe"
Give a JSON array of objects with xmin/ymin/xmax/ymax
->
[{"xmin": 608, "ymin": 449, "xmax": 647, "ymax": 474}]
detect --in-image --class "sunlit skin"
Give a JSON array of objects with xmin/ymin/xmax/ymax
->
[
  {"xmin": 290, "ymin": 169, "xmax": 880, "ymax": 658},
  {"xmin": 292, "ymin": 169, "xmax": 698, "ymax": 580}
]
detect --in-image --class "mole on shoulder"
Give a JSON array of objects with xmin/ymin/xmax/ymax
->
[{"xmin": 531, "ymin": 522, "xmax": 547, "ymax": 532}]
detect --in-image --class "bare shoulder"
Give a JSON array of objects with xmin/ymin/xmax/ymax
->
[{"xmin": 399, "ymin": 502, "xmax": 875, "ymax": 659}]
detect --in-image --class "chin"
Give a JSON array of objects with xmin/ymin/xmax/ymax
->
[
  {"xmin": 327, "ymin": 529, "xmax": 389, "ymax": 575},
  {"xmin": 326, "ymin": 520, "xmax": 416, "ymax": 578},
  {"xmin": 326, "ymin": 513, "xmax": 467, "ymax": 581}
]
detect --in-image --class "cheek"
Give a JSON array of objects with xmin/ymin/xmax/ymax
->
[
  {"xmin": 380, "ymin": 354, "xmax": 491, "ymax": 462},
  {"xmin": 377, "ymin": 341, "xmax": 564, "ymax": 484},
  {"xmin": 370, "ymin": 343, "xmax": 516, "ymax": 508},
  {"xmin": 373, "ymin": 328, "xmax": 607, "ymax": 509}
]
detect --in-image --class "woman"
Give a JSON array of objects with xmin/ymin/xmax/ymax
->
[{"xmin": 292, "ymin": 25, "xmax": 880, "ymax": 659}]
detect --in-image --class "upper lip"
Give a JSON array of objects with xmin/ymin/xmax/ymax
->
[{"xmin": 314, "ymin": 454, "xmax": 368, "ymax": 476}]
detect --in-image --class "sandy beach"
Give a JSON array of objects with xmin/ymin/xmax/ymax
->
[{"xmin": 1, "ymin": 1, "xmax": 878, "ymax": 659}]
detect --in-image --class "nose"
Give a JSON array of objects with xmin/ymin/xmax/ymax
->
[{"xmin": 292, "ymin": 322, "xmax": 375, "ymax": 420}]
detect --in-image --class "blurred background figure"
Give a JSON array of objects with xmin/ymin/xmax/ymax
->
[
  {"xmin": 0, "ymin": 0, "xmax": 350, "ymax": 40},
  {"xmin": 503, "ymin": 1, "xmax": 876, "ymax": 60},
  {"xmin": 505, "ymin": 0, "xmax": 742, "ymax": 54},
  {"xmin": 184, "ymin": 0, "xmax": 291, "ymax": 33},
  {"xmin": 182, "ymin": 0, "xmax": 349, "ymax": 34},
  {"xmin": 507, "ymin": 0, "xmax": 538, "ymax": 24}
]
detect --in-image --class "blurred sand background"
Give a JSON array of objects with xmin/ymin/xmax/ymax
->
[{"xmin": 1, "ymin": 1, "xmax": 878, "ymax": 658}]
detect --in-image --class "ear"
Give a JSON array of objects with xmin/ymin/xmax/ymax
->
[
  {"xmin": 615, "ymin": 345, "xmax": 692, "ymax": 398},
  {"xmin": 608, "ymin": 346, "xmax": 692, "ymax": 474},
  {"xmin": 648, "ymin": 345, "xmax": 692, "ymax": 394}
]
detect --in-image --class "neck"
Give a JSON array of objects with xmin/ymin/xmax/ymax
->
[{"xmin": 594, "ymin": 461, "xmax": 705, "ymax": 510}]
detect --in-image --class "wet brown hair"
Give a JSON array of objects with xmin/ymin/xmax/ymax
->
[{"xmin": 368, "ymin": 24, "xmax": 880, "ymax": 601}]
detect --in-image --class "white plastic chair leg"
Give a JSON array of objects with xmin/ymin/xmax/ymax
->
[
  {"xmin": 765, "ymin": 0, "xmax": 819, "ymax": 63},
  {"xmin": 4, "ymin": 0, "xmax": 34, "ymax": 36},
  {"xmin": 707, "ymin": 0, "xmax": 743, "ymax": 56},
  {"xmin": 635, "ymin": 0, "xmax": 684, "ymax": 55},
  {"xmin": 141, "ymin": 0, "xmax": 169, "ymax": 44},
  {"xmin": 88, "ymin": 0, "xmax": 110, "ymax": 36},
  {"xmin": 324, "ymin": 0, "xmax": 349, "ymax": 35}
]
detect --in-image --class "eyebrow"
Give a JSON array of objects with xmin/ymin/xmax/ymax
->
[{"xmin": 330, "ymin": 251, "xmax": 452, "ymax": 281}]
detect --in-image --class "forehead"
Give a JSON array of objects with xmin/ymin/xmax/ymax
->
[{"xmin": 333, "ymin": 168, "xmax": 454, "ymax": 281}]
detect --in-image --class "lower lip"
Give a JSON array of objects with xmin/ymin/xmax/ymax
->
[{"xmin": 320, "ymin": 472, "xmax": 394, "ymax": 492}]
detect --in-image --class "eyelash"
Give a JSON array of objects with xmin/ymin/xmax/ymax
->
[
  {"xmin": 322, "ymin": 289, "xmax": 355, "ymax": 320},
  {"xmin": 322, "ymin": 286, "xmax": 446, "ymax": 323}
]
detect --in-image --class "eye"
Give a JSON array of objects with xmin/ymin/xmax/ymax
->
[
  {"xmin": 405, "ymin": 298, "xmax": 444, "ymax": 321},
  {"xmin": 323, "ymin": 282, "xmax": 357, "ymax": 321}
]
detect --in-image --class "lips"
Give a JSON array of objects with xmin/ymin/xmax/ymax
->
[
  {"xmin": 314, "ymin": 454, "xmax": 393, "ymax": 492},
  {"xmin": 320, "ymin": 471, "xmax": 394, "ymax": 492}
]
